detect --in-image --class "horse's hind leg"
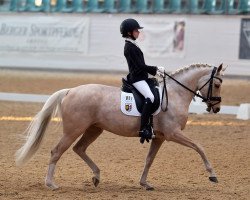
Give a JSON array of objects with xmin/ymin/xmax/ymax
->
[
  {"xmin": 45, "ymin": 134, "xmax": 79, "ymax": 190},
  {"xmin": 73, "ymin": 126, "xmax": 103, "ymax": 187}
]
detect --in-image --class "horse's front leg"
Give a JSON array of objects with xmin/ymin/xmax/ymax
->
[
  {"xmin": 170, "ymin": 130, "xmax": 218, "ymax": 183},
  {"xmin": 140, "ymin": 136, "xmax": 165, "ymax": 190}
]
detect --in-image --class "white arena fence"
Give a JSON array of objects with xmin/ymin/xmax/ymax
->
[{"xmin": 0, "ymin": 92, "xmax": 249, "ymax": 120}]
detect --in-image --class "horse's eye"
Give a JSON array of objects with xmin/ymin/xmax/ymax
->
[{"xmin": 215, "ymin": 84, "xmax": 220, "ymax": 88}]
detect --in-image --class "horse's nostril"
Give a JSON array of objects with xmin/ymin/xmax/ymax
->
[{"xmin": 215, "ymin": 107, "xmax": 220, "ymax": 113}]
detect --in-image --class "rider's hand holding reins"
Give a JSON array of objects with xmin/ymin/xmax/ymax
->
[{"xmin": 157, "ymin": 67, "xmax": 165, "ymax": 77}]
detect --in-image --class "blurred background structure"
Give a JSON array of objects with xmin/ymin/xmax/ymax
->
[
  {"xmin": 0, "ymin": 0, "xmax": 250, "ymax": 77},
  {"xmin": 1, "ymin": 0, "xmax": 250, "ymax": 14}
]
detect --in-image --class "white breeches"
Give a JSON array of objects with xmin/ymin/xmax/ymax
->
[{"xmin": 132, "ymin": 80, "xmax": 154, "ymax": 103}]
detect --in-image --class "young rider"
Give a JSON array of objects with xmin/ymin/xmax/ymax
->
[{"xmin": 120, "ymin": 18, "xmax": 165, "ymax": 143}]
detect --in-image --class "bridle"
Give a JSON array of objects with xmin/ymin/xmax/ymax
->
[
  {"xmin": 197, "ymin": 67, "xmax": 222, "ymax": 109},
  {"xmin": 161, "ymin": 67, "xmax": 222, "ymax": 112}
]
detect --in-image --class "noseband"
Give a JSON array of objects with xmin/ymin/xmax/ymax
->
[{"xmin": 162, "ymin": 67, "xmax": 222, "ymax": 111}]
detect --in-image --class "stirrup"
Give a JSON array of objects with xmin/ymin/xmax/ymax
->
[{"xmin": 138, "ymin": 127, "xmax": 155, "ymax": 144}]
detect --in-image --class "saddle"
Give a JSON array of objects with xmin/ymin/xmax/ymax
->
[{"xmin": 120, "ymin": 78, "xmax": 162, "ymax": 116}]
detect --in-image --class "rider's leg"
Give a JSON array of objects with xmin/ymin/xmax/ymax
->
[
  {"xmin": 132, "ymin": 80, "xmax": 154, "ymax": 104},
  {"xmin": 132, "ymin": 80, "xmax": 154, "ymax": 143},
  {"xmin": 139, "ymin": 98, "xmax": 154, "ymax": 143}
]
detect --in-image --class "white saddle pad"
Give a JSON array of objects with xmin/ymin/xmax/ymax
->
[{"xmin": 120, "ymin": 86, "xmax": 162, "ymax": 116}]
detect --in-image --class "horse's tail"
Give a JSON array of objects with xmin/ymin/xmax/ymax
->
[{"xmin": 15, "ymin": 88, "xmax": 70, "ymax": 166}]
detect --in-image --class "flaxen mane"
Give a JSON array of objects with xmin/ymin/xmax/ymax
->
[{"xmin": 170, "ymin": 63, "xmax": 213, "ymax": 77}]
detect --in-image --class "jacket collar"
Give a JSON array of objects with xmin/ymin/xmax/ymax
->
[{"xmin": 125, "ymin": 38, "xmax": 140, "ymax": 48}]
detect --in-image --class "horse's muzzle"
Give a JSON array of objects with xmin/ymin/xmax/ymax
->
[
  {"xmin": 206, "ymin": 106, "xmax": 220, "ymax": 113},
  {"xmin": 213, "ymin": 107, "xmax": 220, "ymax": 113}
]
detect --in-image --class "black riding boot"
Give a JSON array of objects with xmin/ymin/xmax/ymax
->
[{"xmin": 139, "ymin": 98, "xmax": 154, "ymax": 144}]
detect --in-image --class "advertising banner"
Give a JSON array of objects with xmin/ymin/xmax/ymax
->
[
  {"xmin": 0, "ymin": 16, "xmax": 89, "ymax": 53},
  {"xmin": 239, "ymin": 18, "xmax": 250, "ymax": 59},
  {"xmin": 137, "ymin": 19, "xmax": 185, "ymax": 58}
]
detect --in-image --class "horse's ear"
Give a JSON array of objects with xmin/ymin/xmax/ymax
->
[
  {"xmin": 222, "ymin": 65, "xmax": 228, "ymax": 72},
  {"xmin": 217, "ymin": 63, "xmax": 223, "ymax": 74}
]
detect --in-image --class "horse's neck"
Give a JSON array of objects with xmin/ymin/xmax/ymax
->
[{"xmin": 169, "ymin": 66, "xmax": 211, "ymax": 104}]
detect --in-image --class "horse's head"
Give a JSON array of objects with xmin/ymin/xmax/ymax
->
[{"xmin": 198, "ymin": 64, "xmax": 225, "ymax": 113}]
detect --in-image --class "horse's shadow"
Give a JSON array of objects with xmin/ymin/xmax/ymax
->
[
  {"xmin": 49, "ymin": 181, "xmax": 143, "ymax": 194},
  {"xmin": 54, "ymin": 180, "xmax": 219, "ymax": 194}
]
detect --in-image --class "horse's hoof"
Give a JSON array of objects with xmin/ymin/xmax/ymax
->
[
  {"xmin": 146, "ymin": 186, "xmax": 155, "ymax": 191},
  {"xmin": 140, "ymin": 182, "xmax": 154, "ymax": 191},
  {"xmin": 45, "ymin": 182, "xmax": 59, "ymax": 190},
  {"xmin": 209, "ymin": 176, "xmax": 218, "ymax": 183},
  {"xmin": 92, "ymin": 177, "xmax": 100, "ymax": 187}
]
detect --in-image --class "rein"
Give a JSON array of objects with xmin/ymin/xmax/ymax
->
[
  {"xmin": 161, "ymin": 75, "xmax": 168, "ymax": 112},
  {"xmin": 161, "ymin": 67, "xmax": 222, "ymax": 111}
]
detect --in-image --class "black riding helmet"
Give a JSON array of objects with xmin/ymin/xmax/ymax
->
[{"xmin": 120, "ymin": 18, "xmax": 143, "ymax": 39}]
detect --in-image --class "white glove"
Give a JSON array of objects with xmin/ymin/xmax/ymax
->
[{"xmin": 157, "ymin": 66, "xmax": 165, "ymax": 77}]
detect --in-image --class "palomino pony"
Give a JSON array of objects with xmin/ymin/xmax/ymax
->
[{"xmin": 16, "ymin": 63, "xmax": 225, "ymax": 190}]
